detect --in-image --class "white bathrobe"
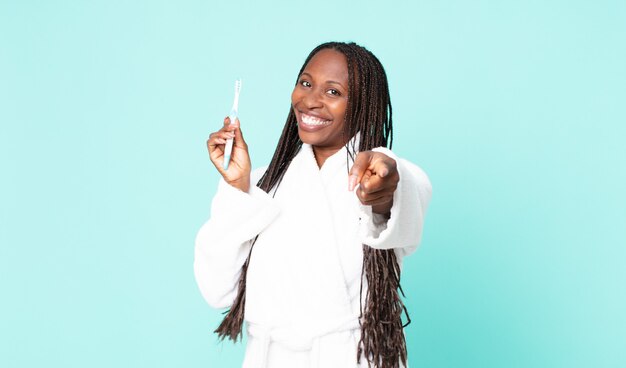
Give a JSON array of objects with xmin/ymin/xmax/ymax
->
[{"xmin": 194, "ymin": 143, "xmax": 432, "ymax": 368}]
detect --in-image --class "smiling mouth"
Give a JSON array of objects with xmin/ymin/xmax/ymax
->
[{"xmin": 301, "ymin": 113, "xmax": 331, "ymax": 126}]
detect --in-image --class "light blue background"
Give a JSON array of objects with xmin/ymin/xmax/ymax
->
[{"xmin": 1, "ymin": 1, "xmax": 625, "ymax": 367}]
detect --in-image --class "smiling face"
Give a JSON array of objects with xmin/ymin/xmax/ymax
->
[{"xmin": 291, "ymin": 48, "xmax": 349, "ymax": 164}]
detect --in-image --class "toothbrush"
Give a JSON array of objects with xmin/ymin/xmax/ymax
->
[{"xmin": 223, "ymin": 78, "xmax": 241, "ymax": 170}]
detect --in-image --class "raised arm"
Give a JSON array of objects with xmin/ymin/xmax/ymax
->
[
  {"xmin": 195, "ymin": 118, "xmax": 280, "ymax": 308},
  {"xmin": 350, "ymin": 147, "xmax": 432, "ymax": 255}
]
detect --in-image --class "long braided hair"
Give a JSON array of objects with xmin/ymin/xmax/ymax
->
[{"xmin": 215, "ymin": 42, "xmax": 409, "ymax": 368}]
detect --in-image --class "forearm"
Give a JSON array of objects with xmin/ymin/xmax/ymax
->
[{"xmin": 359, "ymin": 148, "xmax": 432, "ymax": 251}]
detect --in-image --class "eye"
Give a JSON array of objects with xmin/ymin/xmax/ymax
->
[
  {"xmin": 327, "ymin": 89, "xmax": 341, "ymax": 96},
  {"xmin": 299, "ymin": 80, "xmax": 311, "ymax": 88}
]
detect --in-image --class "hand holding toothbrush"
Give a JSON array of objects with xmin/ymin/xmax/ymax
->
[
  {"xmin": 206, "ymin": 79, "xmax": 251, "ymax": 192},
  {"xmin": 207, "ymin": 116, "xmax": 251, "ymax": 192}
]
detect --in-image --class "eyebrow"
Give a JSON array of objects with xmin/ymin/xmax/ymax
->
[{"xmin": 300, "ymin": 72, "xmax": 347, "ymax": 89}]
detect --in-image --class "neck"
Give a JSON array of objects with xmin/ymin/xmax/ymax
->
[
  {"xmin": 310, "ymin": 134, "xmax": 359, "ymax": 168},
  {"xmin": 312, "ymin": 146, "xmax": 338, "ymax": 168}
]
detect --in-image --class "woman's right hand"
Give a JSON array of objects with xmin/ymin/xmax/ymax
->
[{"xmin": 207, "ymin": 117, "xmax": 251, "ymax": 192}]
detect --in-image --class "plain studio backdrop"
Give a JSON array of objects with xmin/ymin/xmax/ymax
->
[{"xmin": 1, "ymin": 1, "xmax": 624, "ymax": 367}]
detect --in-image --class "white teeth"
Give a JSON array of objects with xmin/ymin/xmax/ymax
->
[{"xmin": 302, "ymin": 113, "xmax": 331, "ymax": 126}]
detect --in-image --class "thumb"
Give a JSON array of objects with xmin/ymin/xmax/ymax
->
[{"xmin": 349, "ymin": 151, "xmax": 374, "ymax": 191}]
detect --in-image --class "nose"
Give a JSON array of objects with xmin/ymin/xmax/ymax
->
[{"xmin": 302, "ymin": 89, "xmax": 323, "ymax": 109}]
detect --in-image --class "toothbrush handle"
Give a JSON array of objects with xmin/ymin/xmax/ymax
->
[{"xmin": 223, "ymin": 113, "xmax": 237, "ymax": 170}]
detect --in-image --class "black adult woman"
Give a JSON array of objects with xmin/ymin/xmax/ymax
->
[{"xmin": 195, "ymin": 42, "xmax": 432, "ymax": 368}]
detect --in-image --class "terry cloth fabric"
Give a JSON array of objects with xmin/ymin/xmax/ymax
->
[{"xmin": 195, "ymin": 143, "xmax": 432, "ymax": 367}]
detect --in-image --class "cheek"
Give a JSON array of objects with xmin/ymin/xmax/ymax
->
[
  {"xmin": 291, "ymin": 88, "xmax": 301, "ymax": 106},
  {"xmin": 331, "ymin": 100, "xmax": 348, "ymax": 119}
]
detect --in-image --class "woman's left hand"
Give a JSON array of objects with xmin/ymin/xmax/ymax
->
[{"xmin": 349, "ymin": 151, "xmax": 399, "ymax": 216}]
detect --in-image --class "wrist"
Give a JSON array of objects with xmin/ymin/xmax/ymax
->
[
  {"xmin": 227, "ymin": 177, "xmax": 250, "ymax": 193},
  {"xmin": 372, "ymin": 200, "xmax": 392, "ymax": 218}
]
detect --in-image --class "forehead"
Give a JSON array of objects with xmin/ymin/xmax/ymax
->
[{"xmin": 302, "ymin": 48, "xmax": 348, "ymax": 82}]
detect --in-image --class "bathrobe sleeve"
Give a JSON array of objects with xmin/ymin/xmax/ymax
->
[
  {"xmin": 358, "ymin": 147, "xmax": 432, "ymax": 255},
  {"xmin": 194, "ymin": 167, "xmax": 280, "ymax": 309}
]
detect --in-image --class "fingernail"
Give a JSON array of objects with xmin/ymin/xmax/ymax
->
[
  {"xmin": 348, "ymin": 175, "xmax": 358, "ymax": 191},
  {"xmin": 380, "ymin": 168, "xmax": 389, "ymax": 177}
]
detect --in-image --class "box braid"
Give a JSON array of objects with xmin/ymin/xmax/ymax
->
[{"xmin": 215, "ymin": 42, "xmax": 409, "ymax": 368}]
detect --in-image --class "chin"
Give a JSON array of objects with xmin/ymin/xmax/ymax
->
[{"xmin": 297, "ymin": 130, "xmax": 320, "ymax": 145}]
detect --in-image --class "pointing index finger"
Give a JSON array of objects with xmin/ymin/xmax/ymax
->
[{"xmin": 349, "ymin": 152, "xmax": 373, "ymax": 191}]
